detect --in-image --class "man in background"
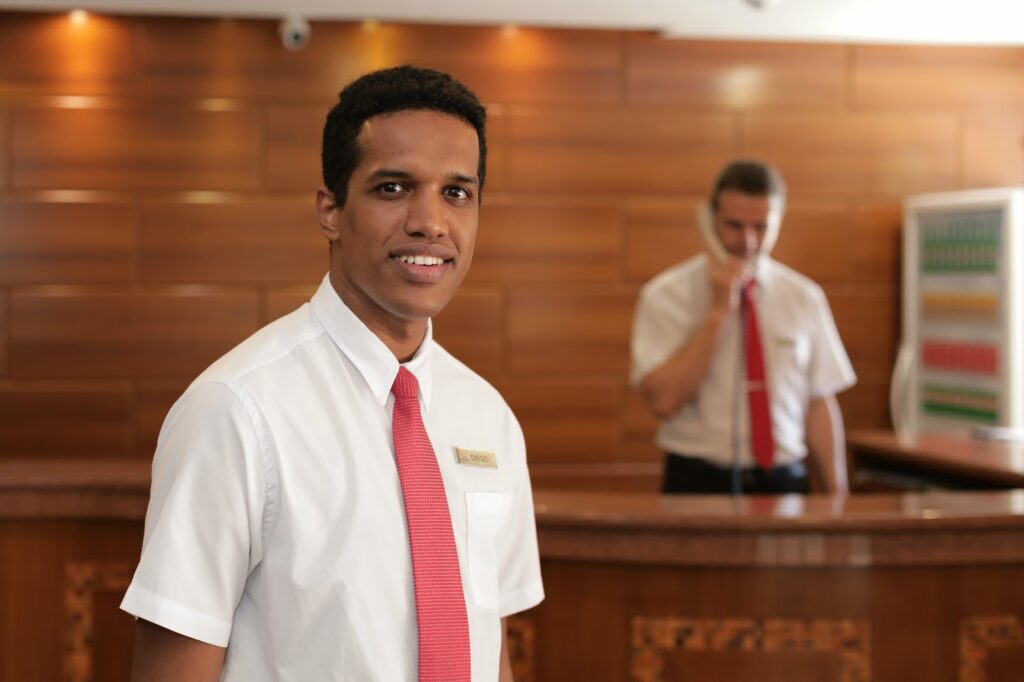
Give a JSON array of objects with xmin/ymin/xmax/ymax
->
[
  {"xmin": 631, "ymin": 159, "xmax": 856, "ymax": 495},
  {"xmin": 122, "ymin": 65, "xmax": 544, "ymax": 681}
]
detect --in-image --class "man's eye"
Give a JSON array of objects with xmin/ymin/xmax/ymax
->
[
  {"xmin": 445, "ymin": 186, "xmax": 471, "ymax": 200},
  {"xmin": 377, "ymin": 182, "xmax": 404, "ymax": 195}
]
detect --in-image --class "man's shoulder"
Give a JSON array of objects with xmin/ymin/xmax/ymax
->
[
  {"xmin": 431, "ymin": 343, "xmax": 513, "ymax": 415},
  {"xmin": 193, "ymin": 303, "xmax": 325, "ymax": 388},
  {"xmin": 638, "ymin": 254, "xmax": 708, "ymax": 309},
  {"xmin": 765, "ymin": 259, "xmax": 829, "ymax": 307}
]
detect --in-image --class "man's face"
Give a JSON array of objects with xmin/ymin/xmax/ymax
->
[
  {"xmin": 319, "ymin": 109, "xmax": 480, "ymax": 331},
  {"xmin": 713, "ymin": 189, "xmax": 771, "ymax": 260}
]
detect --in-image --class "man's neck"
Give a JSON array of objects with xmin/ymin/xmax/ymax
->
[{"xmin": 328, "ymin": 271, "xmax": 427, "ymax": 363}]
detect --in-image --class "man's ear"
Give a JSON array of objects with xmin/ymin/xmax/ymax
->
[{"xmin": 316, "ymin": 187, "xmax": 341, "ymax": 243}]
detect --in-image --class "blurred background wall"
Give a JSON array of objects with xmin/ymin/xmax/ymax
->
[{"xmin": 0, "ymin": 11, "xmax": 1022, "ymax": 489}]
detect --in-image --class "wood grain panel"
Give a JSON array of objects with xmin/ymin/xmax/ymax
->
[
  {"xmin": 0, "ymin": 107, "xmax": 8, "ymax": 188},
  {"xmin": 136, "ymin": 381, "xmax": 187, "ymax": 460},
  {"xmin": 507, "ymin": 288, "xmax": 636, "ymax": 372},
  {"xmin": 495, "ymin": 377, "xmax": 622, "ymax": 462},
  {"xmin": 11, "ymin": 290, "xmax": 259, "ymax": 378},
  {"xmin": 466, "ymin": 203, "xmax": 622, "ymax": 285},
  {"xmin": 140, "ymin": 198, "xmax": 325, "ymax": 283},
  {"xmin": 0, "ymin": 201, "xmax": 134, "ymax": 283},
  {"xmin": 854, "ymin": 44, "xmax": 1024, "ymax": 111},
  {"xmin": 432, "ymin": 288, "xmax": 503, "ymax": 374},
  {"xmin": 505, "ymin": 111, "xmax": 735, "ymax": 194},
  {"xmin": 625, "ymin": 199, "xmax": 704, "ymax": 283},
  {"xmin": 625, "ymin": 388, "xmax": 662, "ymax": 462},
  {"xmin": 137, "ymin": 20, "xmax": 620, "ymax": 105},
  {"xmin": 829, "ymin": 289, "xmax": 898, "ymax": 377},
  {"xmin": 0, "ymin": 386, "xmax": 131, "ymax": 460},
  {"xmin": 364, "ymin": 24, "xmax": 621, "ymax": 105},
  {"xmin": 627, "ymin": 36, "xmax": 846, "ymax": 109},
  {"xmin": 265, "ymin": 106, "xmax": 324, "ymax": 191},
  {"xmin": 839, "ymin": 380, "xmax": 891, "ymax": 432},
  {"xmin": 743, "ymin": 112, "xmax": 957, "ymax": 196},
  {"xmin": 137, "ymin": 18, "xmax": 363, "ymax": 99},
  {"xmin": 770, "ymin": 200, "xmax": 851, "ymax": 286},
  {"xmin": 850, "ymin": 201, "xmax": 902, "ymax": 286},
  {"xmin": 0, "ymin": 12, "xmax": 136, "ymax": 95},
  {"xmin": 265, "ymin": 285, "xmax": 317, "ymax": 324},
  {"xmin": 12, "ymin": 106, "xmax": 261, "ymax": 190},
  {"xmin": 962, "ymin": 115, "xmax": 1024, "ymax": 188},
  {"xmin": 0, "ymin": 293, "xmax": 7, "ymax": 378}
]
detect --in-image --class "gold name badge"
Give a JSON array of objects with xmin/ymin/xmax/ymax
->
[{"xmin": 455, "ymin": 447, "xmax": 498, "ymax": 468}]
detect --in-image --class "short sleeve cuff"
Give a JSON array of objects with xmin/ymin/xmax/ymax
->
[
  {"xmin": 498, "ymin": 580, "xmax": 544, "ymax": 618},
  {"xmin": 120, "ymin": 583, "xmax": 233, "ymax": 647}
]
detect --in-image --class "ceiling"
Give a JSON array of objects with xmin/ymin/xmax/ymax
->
[{"xmin": 3, "ymin": 0, "xmax": 1024, "ymax": 45}]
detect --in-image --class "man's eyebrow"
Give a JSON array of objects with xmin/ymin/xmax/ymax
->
[
  {"xmin": 450, "ymin": 172, "xmax": 479, "ymax": 186},
  {"xmin": 366, "ymin": 168, "xmax": 414, "ymax": 181}
]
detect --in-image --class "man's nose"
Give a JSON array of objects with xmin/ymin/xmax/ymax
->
[{"xmin": 405, "ymin": 192, "xmax": 446, "ymax": 239}]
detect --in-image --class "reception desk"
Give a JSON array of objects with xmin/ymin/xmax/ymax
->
[{"xmin": 3, "ymin": 461, "xmax": 1024, "ymax": 681}]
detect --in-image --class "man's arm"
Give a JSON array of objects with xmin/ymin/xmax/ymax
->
[
  {"xmin": 499, "ymin": 617, "xmax": 514, "ymax": 682},
  {"xmin": 130, "ymin": 619, "xmax": 226, "ymax": 682},
  {"xmin": 805, "ymin": 394, "xmax": 849, "ymax": 494},
  {"xmin": 638, "ymin": 257, "xmax": 746, "ymax": 418}
]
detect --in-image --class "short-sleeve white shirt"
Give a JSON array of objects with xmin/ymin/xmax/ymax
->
[
  {"xmin": 121, "ymin": 274, "xmax": 545, "ymax": 681},
  {"xmin": 631, "ymin": 254, "xmax": 857, "ymax": 467}
]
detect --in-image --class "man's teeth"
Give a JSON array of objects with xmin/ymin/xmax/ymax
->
[{"xmin": 396, "ymin": 255, "xmax": 445, "ymax": 266}]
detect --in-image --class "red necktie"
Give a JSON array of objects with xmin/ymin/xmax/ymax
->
[
  {"xmin": 391, "ymin": 367, "xmax": 471, "ymax": 681},
  {"xmin": 741, "ymin": 281, "xmax": 776, "ymax": 469}
]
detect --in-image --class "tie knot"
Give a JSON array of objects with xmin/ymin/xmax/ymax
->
[
  {"xmin": 391, "ymin": 366, "xmax": 419, "ymax": 399},
  {"xmin": 742, "ymin": 279, "xmax": 757, "ymax": 300}
]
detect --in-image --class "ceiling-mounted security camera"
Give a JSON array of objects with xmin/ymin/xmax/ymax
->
[{"xmin": 279, "ymin": 14, "xmax": 311, "ymax": 51}]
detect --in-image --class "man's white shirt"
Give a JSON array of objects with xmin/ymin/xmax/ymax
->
[
  {"xmin": 121, "ymin": 274, "xmax": 544, "ymax": 681},
  {"xmin": 631, "ymin": 254, "xmax": 857, "ymax": 467}
]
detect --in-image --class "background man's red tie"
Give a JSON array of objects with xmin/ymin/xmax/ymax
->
[
  {"xmin": 741, "ymin": 281, "xmax": 776, "ymax": 469},
  {"xmin": 391, "ymin": 367, "xmax": 471, "ymax": 681}
]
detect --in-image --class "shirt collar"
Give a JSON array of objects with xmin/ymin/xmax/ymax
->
[{"xmin": 309, "ymin": 274, "xmax": 434, "ymax": 410}]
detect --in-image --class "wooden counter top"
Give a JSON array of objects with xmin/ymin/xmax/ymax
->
[{"xmin": 848, "ymin": 429, "xmax": 1024, "ymax": 487}]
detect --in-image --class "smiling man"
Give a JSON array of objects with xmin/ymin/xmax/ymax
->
[
  {"xmin": 121, "ymin": 66, "xmax": 544, "ymax": 681},
  {"xmin": 630, "ymin": 159, "xmax": 856, "ymax": 495}
]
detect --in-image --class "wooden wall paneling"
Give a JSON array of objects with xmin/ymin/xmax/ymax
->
[
  {"xmin": 0, "ymin": 106, "xmax": 8, "ymax": 187},
  {"xmin": 624, "ymin": 388, "xmax": 661, "ymax": 462},
  {"xmin": 10, "ymin": 289, "xmax": 260, "ymax": 378},
  {"xmin": 137, "ymin": 20, "xmax": 621, "ymax": 105},
  {"xmin": 494, "ymin": 376, "xmax": 623, "ymax": 463},
  {"xmin": 626, "ymin": 36, "xmax": 847, "ymax": 109},
  {"xmin": 137, "ymin": 18, "xmax": 364, "ymax": 99},
  {"xmin": 829, "ymin": 287, "xmax": 898, "ymax": 431},
  {"xmin": 0, "ymin": 12, "xmax": 136, "ymax": 96},
  {"xmin": 849, "ymin": 200, "xmax": 902, "ymax": 286},
  {"xmin": 139, "ymin": 197, "xmax": 325, "ymax": 283},
  {"xmin": 264, "ymin": 106, "xmax": 325, "ymax": 191},
  {"xmin": 769, "ymin": 199, "xmax": 852, "ymax": 286},
  {"xmin": 624, "ymin": 198, "xmax": 704, "ymax": 283},
  {"xmin": 135, "ymin": 380, "xmax": 189, "ymax": 459},
  {"xmin": 742, "ymin": 112, "xmax": 957, "ymax": 196},
  {"xmin": 0, "ymin": 291, "xmax": 7, "ymax": 378},
  {"xmin": 264, "ymin": 285, "xmax": 318, "ymax": 324},
  {"xmin": 0, "ymin": 201, "xmax": 135, "ymax": 284},
  {"xmin": 854, "ymin": 44, "xmax": 1024, "ymax": 111},
  {"xmin": 0, "ymin": 384, "xmax": 132, "ymax": 459},
  {"xmin": 351, "ymin": 24, "xmax": 622, "ymax": 106},
  {"xmin": 506, "ymin": 287, "xmax": 637, "ymax": 373},
  {"xmin": 483, "ymin": 111, "xmax": 508, "ymax": 193},
  {"xmin": 961, "ymin": 115, "xmax": 1024, "ymax": 188},
  {"xmin": 467, "ymin": 202, "xmax": 622, "ymax": 285},
  {"xmin": 432, "ymin": 287, "xmax": 503, "ymax": 374},
  {"xmin": 504, "ymin": 110, "xmax": 736, "ymax": 194},
  {"xmin": 12, "ymin": 105, "xmax": 261, "ymax": 190}
]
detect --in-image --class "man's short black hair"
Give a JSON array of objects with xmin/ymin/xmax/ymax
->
[
  {"xmin": 709, "ymin": 159, "xmax": 786, "ymax": 211},
  {"xmin": 321, "ymin": 65, "xmax": 487, "ymax": 206}
]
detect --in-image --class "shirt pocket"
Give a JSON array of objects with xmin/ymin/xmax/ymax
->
[{"xmin": 464, "ymin": 491, "xmax": 513, "ymax": 610}]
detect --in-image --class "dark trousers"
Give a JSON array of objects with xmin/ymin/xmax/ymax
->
[{"xmin": 661, "ymin": 452, "xmax": 810, "ymax": 495}]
